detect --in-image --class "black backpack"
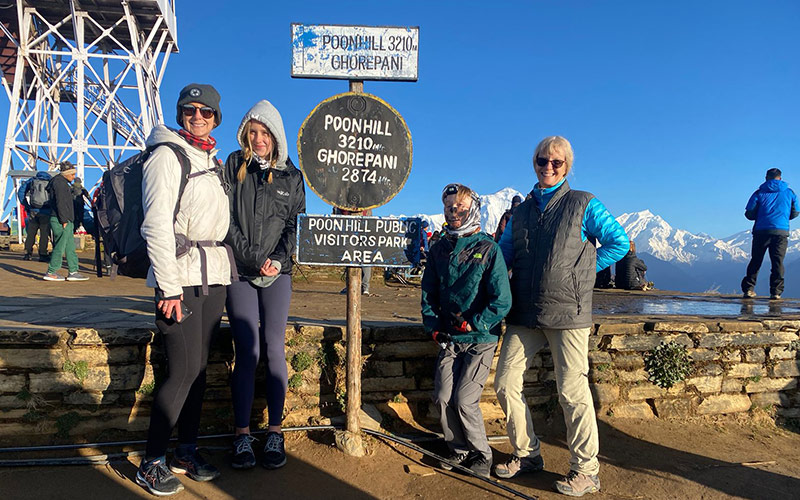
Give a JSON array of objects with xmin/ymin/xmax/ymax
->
[
  {"xmin": 25, "ymin": 176, "xmax": 51, "ymax": 209},
  {"xmin": 94, "ymin": 143, "xmax": 193, "ymax": 278}
]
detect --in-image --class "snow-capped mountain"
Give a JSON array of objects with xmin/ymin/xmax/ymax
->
[{"xmin": 617, "ymin": 210, "xmax": 750, "ymax": 264}]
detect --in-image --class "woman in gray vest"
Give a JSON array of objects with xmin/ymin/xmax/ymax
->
[{"xmin": 494, "ymin": 136, "xmax": 629, "ymax": 497}]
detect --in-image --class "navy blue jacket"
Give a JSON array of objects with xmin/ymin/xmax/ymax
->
[{"xmin": 745, "ymin": 179, "xmax": 799, "ymax": 235}]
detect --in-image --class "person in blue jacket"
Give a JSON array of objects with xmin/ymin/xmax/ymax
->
[
  {"xmin": 741, "ymin": 168, "xmax": 799, "ymax": 300},
  {"xmin": 494, "ymin": 136, "xmax": 629, "ymax": 497}
]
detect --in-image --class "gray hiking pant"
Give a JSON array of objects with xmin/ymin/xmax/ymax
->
[{"xmin": 433, "ymin": 341, "xmax": 496, "ymax": 461}]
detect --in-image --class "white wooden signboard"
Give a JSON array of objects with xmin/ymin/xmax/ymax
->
[{"xmin": 291, "ymin": 24, "xmax": 419, "ymax": 81}]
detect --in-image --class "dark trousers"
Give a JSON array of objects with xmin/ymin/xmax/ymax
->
[
  {"xmin": 24, "ymin": 212, "xmax": 50, "ymax": 256},
  {"xmin": 433, "ymin": 342, "xmax": 496, "ymax": 461},
  {"xmin": 145, "ymin": 285, "xmax": 226, "ymax": 459},
  {"xmin": 227, "ymin": 275, "xmax": 292, "ymax": 428},
  {"xmin": 741, "ymin": 233, "xmax": 788, "ymax": 296}
]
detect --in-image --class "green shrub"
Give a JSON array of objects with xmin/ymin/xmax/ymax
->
[
  {"xmin": 288, "ymin": 373, "xmax": 304, "ymax": 390},
  {"xmin": 63, "ymin": 360, "xmax": 89, "ymax": 384},
  {"xmin": 644, "ymin": 341, "xmax": 693, "ymax": 388},
  {"xmin": 291, "ymin": 352, "xmax": 314, "ymax": 373}
]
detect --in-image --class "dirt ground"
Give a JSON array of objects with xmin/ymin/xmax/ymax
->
[
  {"xmin": 3, "ymin": 248, "xmax": 800, "ymax": 499},
  {"xmin": 2, "ymin": 413, "xmax": 800, "ymax": 500}
]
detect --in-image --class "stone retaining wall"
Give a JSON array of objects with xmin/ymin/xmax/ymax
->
[{"xmin": 1, "ymin": 319, "xmax": 800, "ymax": 441}]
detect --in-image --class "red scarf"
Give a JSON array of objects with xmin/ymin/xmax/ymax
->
[{"xmin": 178, "ymin": 128, "xmax": 216, "ymax": 152}]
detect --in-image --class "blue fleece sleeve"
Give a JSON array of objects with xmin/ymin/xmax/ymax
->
[
  {"xmin": 745, "ymin": 191, "xmax": 759, "ymax": 221},
  {"xmin": 582, "ymin": 198, "xmax": 630, "ymax": 272},
  {"xmin": 498, "ymin": 215, "xmax": 514, "ymax": 267}
]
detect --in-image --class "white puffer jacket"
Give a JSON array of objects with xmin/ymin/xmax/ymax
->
[{"xmin": 141, "ymin": 125, "xmax": 231, "ymax": 297}]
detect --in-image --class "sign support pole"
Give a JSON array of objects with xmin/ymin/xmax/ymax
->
[{"xmin": 341, "ymin": 78, "xmax": 365, "ymax": 454}]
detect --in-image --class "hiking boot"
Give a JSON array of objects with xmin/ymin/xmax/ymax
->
[
  {"xmin": 43, "ymin": 272, "xmax": 65, "ymax": 281},
  {"xmin": 467, "ymin": 455, "xmax": 492, "ymax": 478},
  {"xmin": 439, "ymin": 451, "xmax": 469, "ymax": 471},
  {"xmin": 136, "ymin": 458, "xmax": 184, "ymax": 496},
  {"xmin": 494, "ymin": 454, "xmax": 544, "ymax": 479},
  {"xmin": 231, "ymin": 434, "xmax": 257, "ymax": 470},
  {"xmin": 22, "ymin": 253, "xmax": 31, "ymax": 261},
  {"xmin": 554, "ymin": 470, "xmax": 601, "ymax": 497},
  {"xmin": 262, "ymin": 431, "xmax": 286, "ymax": 469},
  {"xmin": 66, "ymin": 272, "xmax": 89, "ymax": 281},
  {"xmin": 38, "ymin": 255, "xmax": 50, "ymax": 262},
  {"xmin": 770, "ymin": 294, "xmax": 782, "ymax": 300},
  {"xmin": 169, "ymin": 449, "xmax": 220, "ymax": 482},
  {"xmin": 743, "ymin": 290, "xmax": 756, "ymax": 298}
]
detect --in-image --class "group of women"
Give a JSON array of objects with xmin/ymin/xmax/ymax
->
[
  {"xmin": 132, "ymin": 81, "xmax": 629, "ymax": 499},
  {"xmin": 136, "ymin": 83, "xmax": 305, "ymax": 496}
]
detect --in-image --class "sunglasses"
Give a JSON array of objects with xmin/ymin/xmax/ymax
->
[
  {"xmin": 535, "ymin": 157, "xmax": 565, "ymax": 168},
  {"xmin": 181, "ymin": 104, "xmax": 215, "ymax": 119}
]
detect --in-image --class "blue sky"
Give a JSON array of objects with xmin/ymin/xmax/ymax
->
[{"xmin": 4, "ymin": 0, "xmax": 799, "ymax": 238}]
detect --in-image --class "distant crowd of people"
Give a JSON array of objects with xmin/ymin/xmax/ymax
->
[{"xmin": 9, "ymin": 80, "xmax": 797, "ymax": 499}]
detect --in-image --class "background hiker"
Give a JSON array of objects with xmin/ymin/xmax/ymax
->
[
  {"xmin": 17, "ymin": 171, "xmax": 52, "ymax": 262},
  {"xmin": 741, "ymin": 167, "xmax": 799, "ymax": 300},
  {"xmin": 615, "ymin": 241, "xmax": 649, "ymax": 290},
  {"xmin": 43, "ymin": 162, "xmax": 88, "ymax": 281}
]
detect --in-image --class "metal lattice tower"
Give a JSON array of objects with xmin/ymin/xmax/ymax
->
[{"xmin": 0, "ymin": 0, "xmax": 177, "ymax": 232}]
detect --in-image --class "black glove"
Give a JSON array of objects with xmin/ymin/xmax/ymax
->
[
  {"xmin": 431, "ymin": 331, "xmax": 452, "ymax": 344},
  {"xmin": 450, "ymin": 311, "xmax": 470, "ymax": 333}
]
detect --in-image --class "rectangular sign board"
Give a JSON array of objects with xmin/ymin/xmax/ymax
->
[
  {"xmin": 296, "ymin": 214, "xmax": 421, "ymax": 267},
  {"xmin": 291, "ymin": 23, "xmax": 419, "ymax": 81}
]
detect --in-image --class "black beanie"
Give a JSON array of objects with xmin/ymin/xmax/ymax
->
[{"xmin": 176, "ymin": 83, "xmax": 222, "ymax": 127}]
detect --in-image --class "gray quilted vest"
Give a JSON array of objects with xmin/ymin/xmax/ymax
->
[{"xmin": 508, "ymin": 180, "xmax": 596, "ymax": 329}]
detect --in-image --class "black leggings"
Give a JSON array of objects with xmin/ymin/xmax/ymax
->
[{"xmin": 145, "ymin": 285, "xmax": 226, "ymax": 459}]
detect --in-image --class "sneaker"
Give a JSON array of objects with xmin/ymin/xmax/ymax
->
[
  {"xmin": 467, "ymin": 455, "xmax": 492, "ymax": 479},
  {"xmin": 43, "ymin": 272, "xmax": 65, "ymax": 281},
  {"xmin": 439, "ymin": 451, "xmax": 469, "ymax": 471},
  {"xmin": 169, "ymin": 449, "xmax": 220, "ymax": 482},
  {"xmin": 743, "ymin": 290, "xmax": 756, "ymax": 298},
  {"xmin": 554, "ymin": 470, "xmax": 601, "ymax": 497},
  {"xmin": 66, "ymin": 272, "xmax": 89, "ymax": 281},
  {"xmin": 231, "ymin": 434, "xmax": 257, "ymax": 470},
  {"xmin": 136, "ymin": 458, "xmax": 184, "ymax": 496},
  {"xmin": 494, "ymin": 454, "xmax": 545, "ymax": 479},
  {"xmin": 262, "ymin": 431, "xmax": 287, "ymax": 469},
  {"xmin": 770, "ymin": 294, "xmax": 782, "ymax": 300},
  {"xmin": 22, "ymin": 253, "xmax": 31, "ymax": 261}
]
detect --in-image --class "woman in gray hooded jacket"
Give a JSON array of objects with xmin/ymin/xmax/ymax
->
[{"xmin": 224, "ymin": 100, "xmax": 305, "ymax": 470}]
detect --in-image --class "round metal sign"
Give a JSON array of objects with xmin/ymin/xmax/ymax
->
[{"xmin": 297, "ymin": 92, "xmax": 413, "ymax": 211}]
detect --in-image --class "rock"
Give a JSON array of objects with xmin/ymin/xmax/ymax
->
[
  {"xmin": 762, "ymin": 320, "xmax": 800, "ymax": 331},
  {"xmin": 371, "ymin": 325, "xmax": 426, "ymax": 342},
  {"xmin": 372, "ymin": 341, "xmax": 439, "ymax": 359},
  {"xmin": 698, "ymin": 332, "xmax": 798, "ymax": 348},
  {"xmin": 596, "ymin": 323, "xmax": 645, "ymax": 335},
  {"xmin": 687, "ymin": 349, "xmax": 717, "ymax": 361},
  {"xmin": 69, "ymin": 328, "xmax": 153, "ymax": 346},
  {"xmin": 727, "ymin": 364, "xmax": 766, "ymax": 379},
  {"xmin": 696, "ymin": 394, "xmax": 752, "ymax": 415},
  {"xmin": 772, "ymin": 361, "xmax": 800, "ymax": 378},
  {"xmin": 749, "ymin": 392, "xmax": 790, "ymax": 408},
  {"xmin": 627, "ymin": 384, "xmax": 683, "ymax": 400},
  {"xmin": 404, "ymin": 464, "xmax": 436, "ymax": 476},
  {"xmin": 769, "ymin": 347, "xmax": 797, "ymax": 360},
  {"xmin": 335, "ymin": 430, "xmax": 366, "ymax": 457},
  {"xmin": 0, "ymin": 329, "xmax": 63, "ymax": 345},
  {"xmin": 610, "ymin": 402, "xmax": 655, "ymax": 419},
  {"xmin": 0, "ymin": 349, "xmax": 62, "ymax": 369},
  {"xmin": 613, "ymin": 354, "xmax": 644, "ymax": 369},
  {"xmin": 617, "ymin": 369, "xmax": 649, "ymax": 383},
  {"xmin": 608, "ymin": 334, "xmax": 692, "ymax": 352},
  {"xmin": 362, "ymin": 376, "xmax": 416, "ymax": 392},
  {"xmin": 745, "ymin": 377, "xmax": 797, "ymax": 394},
  {"xmin": 745, "ymin": 348, "xmax": 766, "ymax": 363},
  {"xmin": 717, "ymin": 321, "xmax": 764, "ymax": 333},
  {"xmin": 654, "ymin": 398, "xmax": 694, "ymax": 418},
  {"xmin": 69, "ymin": 346, "xmax": 141, "ymax": 366},
  {"xmin": 721, "ymin": 378, "xmax": 743, "ymax": 393},
  {"xmin": 359, "ymin": 404, "xmax": 383, "ymax": 431},
  {"xmin": 366, "ymin": 361, "xmax": 404, "ymax": 378},
  {"xmin": 650, "ymin": 322, "xmax": 709, "ymax": 334},
  {"xmin": 590, "ymin": 384, "xmax": 619, "ymax": 405},
  {"xmin": 588, "ymin": 351, "xmax": 612, "ymax": 364},
  {"xmin": 686, "ymin": 376, "xmax": 722, "ymax": 393},
  {"xmin": 0, "ymin": 374, "xmax": 26, "ymax": 393}
]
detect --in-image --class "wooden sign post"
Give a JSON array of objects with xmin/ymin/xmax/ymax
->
[{"xmin": 293, "ymin": 24, "xmax": 417, "ymax": 456}]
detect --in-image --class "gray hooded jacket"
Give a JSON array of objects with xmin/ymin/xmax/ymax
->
[{"xmin": 224, "ymin": 100, "xmax": 306, "ymax": 285}]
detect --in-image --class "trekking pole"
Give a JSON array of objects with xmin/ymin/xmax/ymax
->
[{"xmin": 292, "ymin": 255, "xmax": 310, "ymax": 282}]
